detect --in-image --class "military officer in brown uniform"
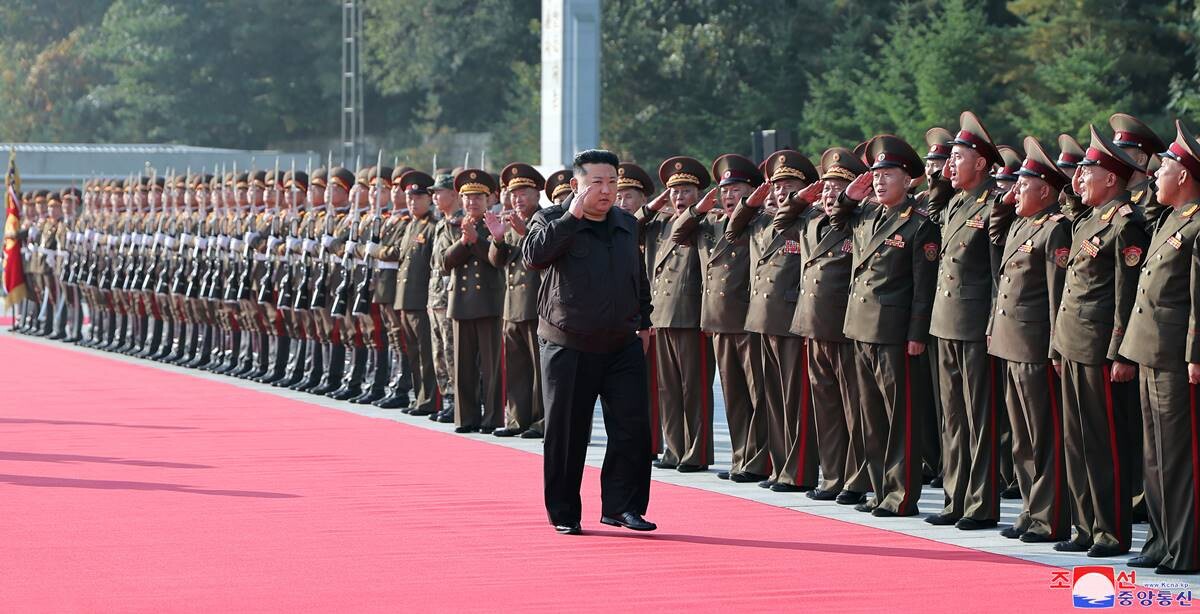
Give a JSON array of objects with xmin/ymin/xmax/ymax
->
[
  {"xmin": 544, "ymin": 170, "xmax": 574, "ymax": 207},
  {"xmin": 988, "ymin": 137, "xmax": 1073, "ymax": 543},
  {"xmin": 440, "ymin": 169, "xmax": 505, "ymax": 433},
  {"xmin": 788, "ymin": 148, "xmax": 873, "ymax": 502},
  {"xmin": 669, "ymin": 153, "xmax": 770, "ymax": 482},
  {"xmin": 1051, "ymin": 125, "xmax": 1150, "ymax": 557},
  {"xmin": 486, "ymin": 163, "xmax": 546, "ymax": 438},
  {"xmin": 834, "ymin": 135, "xmax": 940, "ymax": 517},
  {"xmin": 639, "ymin": 156, "xmax": 717, "ymax": 473},
  {"xmin": 726, "ymin": 150, "xmax": 821, "ymax": 492},
  {"xmin": 925, "ymin": 112, "xmax": 1013, "ymax": 531},
  {"xmin": 1119, "ymin": 120, "xmax": 1200, "ymax": 575}
]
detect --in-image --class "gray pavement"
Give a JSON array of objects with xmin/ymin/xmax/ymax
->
[{"xmin": 12, "ymin": 329, "xmax": 1192, "ymax": 589}]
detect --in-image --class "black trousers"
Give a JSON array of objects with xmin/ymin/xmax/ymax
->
[{"xmin": 542, "ymin": 338, "xmax": 652, "ymax": 526}]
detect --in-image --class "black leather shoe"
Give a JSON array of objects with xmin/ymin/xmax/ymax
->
[
  {"xmin": 956, "ymin": 517, "xmax": 997, "ymax": 530},
  {"xmin": 652, "ymin": 459, "xmax": 676, "ymax": 470},
  {"xmin": 1155, "ymin": 565, "xmax": 1198, "ymax": 575},
  {"xmin": 854, "ymin": 502, "xmax": 875, "ymax": 513},
  {"xmin": 676, "ymin": 464, "xmax": 707, "ymax": 473},
  {"xmin": 1019, "ymin": 532, "xmax": 1055, "ymax": 543},
  {"xmin": 1000, "ymin": 525, "xmax": 1025, "ymax": 539},
  {"xmin": 770, "ymin": 482, "xmax": 803, "ymax": 493},
  {"xmin": 410, "ymin": 408, "xmax": 436, "ymax": 417},
  {"xmin": 372, "ymin": 395, "xmax": 409, "ymax": 409},
  {"xmin": 730, "ymin": 472, "xmax": 767, "ymax": 483},
  {"xmin": 1054, "ymin": 540, "xmax": 1091, "ymax": 553},
  {"xmin": 717, "ymin": 471, "xmax": 731, "ymax": 480},
  {"xmin": 1087, "ymin": 543, "xmax": 1128, "ymax": 558},
  {"xmin": 924, "ymin": 513, "xmax": 960, "ymax": 526},
  {"xmin": 1000, "ymin": 485, "xmax": 1021, "ymax": 500},
  {"xmin": 806, "ymin": 488, "xmax": 839, "ymax": 501},
  {"xmin": 758, "ymin": 480, "xmax": 776, "ymax": 489},
  {"xmin": 519, "ymin": 429, "xmax": 543, "ymax": 439},
  {"xmin": 600, "ymin": 512, "xmax": 656, "ymax": 532},
  {"xmin": 492, "ymin": 428, "xmax": 523, "ymax": 438},
  {"xmin": 930, "ymin": 476, "xmax": 943, "ymax": 488},
  {"xmin": 871, "ymin": 507, "xmax": 899, "ymax": 517},
  {"xmin": 1126, "ymin": 555, "xmax": 1161, "ymax": 568},
  {"xmin": 835, "ymin": 491, "xmax": 866, "ymax": 505},
  {"xmin": 453, "ymin": 425, "xmax": 477, "ymax": 434},
  {"xmin": 478, "ymin": 427, "xmax": 495, "ymax": 435},
  {"xmin": 554, "ymin": 523, "xmax": 582, "ymax": 536},
  {"xmin": 436, "ymin": 412, "xmax": 454, "ymax": 424}
]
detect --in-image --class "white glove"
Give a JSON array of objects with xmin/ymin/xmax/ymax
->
[
  {"xmin": 286, "ymin": 237, "xmax": 299, "ymax": 252},
  {"xmin": 366, "ymin": 241, "xmax": 381, "ymax": 257},
  {"xmin": 320, "ymin": 235, "xmax": 335, "ymax": 248},
  {"xmin": 302, "ymin": 239, "xmax": 316, "ymax": 253},
  {"xmin": 344, "ymin": 240, "xmax": 358, "ymax": 254},
  {"xmin": 196, "ymin": 238, "xmax": 209, "ymax": 249},
  {"xmin": 217, "ymin": 235, "xmax": 230, "ymax": 248}
]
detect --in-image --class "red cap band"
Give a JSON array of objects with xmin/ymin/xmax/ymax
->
[{"xmin": 1084, "ymin": 147, "xmax": 1135, "ymax": 181}]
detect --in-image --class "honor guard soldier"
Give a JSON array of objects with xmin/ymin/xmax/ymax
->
[
  {"xmin": 834, "ymin": 134, "xmax": 940, "ymax": 517},
  {"xmin": 988, "ymin": 136, "xmax": 1073, "ymax": 543},
  {"xmin": 486, "ymin": 163, "xmax": 547, "ymax": 438},
  {"xmin": 726, "ymin": 150, "xmax": 822, "ymax": 492},
  {"xmin": 925, "ymin": 111, "xmax": 1014, "ymax": 531},
  {"xmin": 1051, "ymin": 125, "xmax": 1150, "ymax": 558},
  {"xmin": 307, "ymin": 166, "xmax": 356, "ymax": 396},
  {"xmin": 670, "ymin": 153, "xmax": 769, "ymax": 482},
  {"xmin": 641, "ymin": 156, "xmax": 716, "ymax": 473},
  {"xmin": 1119, "ymin": 120, "xmax": 1200, "ymax": 575},
  {"xmin": 369, "ymin": 165, "xmax": 416, "ymax": 408},
  {"xmin": 440, "ymin": 169, "xmax": 505, "ymax": 433},
  {"xmin": 787, "ymin": 148, "xmax": 873, "ymax": 502}
]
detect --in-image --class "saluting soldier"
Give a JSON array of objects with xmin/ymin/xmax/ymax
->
[
  {"xmin": 834, "ymin": 135, "xmax": 940, "ymax": 517},
  {"xmin": 726, "ymin": 150, "xmax": 821, "ymax": 492},
  {"xmin": 926, "ymin": 111, "xmax": 1013, "ymax": 531},
  {"xmin": 1051, "ymin": 125, "xmax": 1150, "ymax": 558},
  {"xmin": 788, "ymin": 148, "xmax": 872, "ymax": 502},
  {"xmin": 640, "ymin": 156, "xmax": 716, "ymax": 473},
  {"xmin": 918, "ymin": 127, "xmax": 954, "ymax": 487},
  {"xmin": 1057, "ymin": 134, "xmax": 1089, "ymax": 222},
  {"xmin": 1119, "ymin": 119, "xmax": 1200, "ymax": 575},
  {"xmin": 670, "ymin": 153, "xmax": 769, "ymax": 482},
  {"xmin": 427, "ymin": 171, "xmax": 461, "ymax": 423},
  {"xmin": 440, "ymin": 169, "xmax": 505, "ymax": 433},
  {"xmin": 988, "ymin": 136, "xmax": 1073, "ymax": 544},
  {"xmin": 486, "ymin": 163, "xmax": 547, "ymax": 438}
]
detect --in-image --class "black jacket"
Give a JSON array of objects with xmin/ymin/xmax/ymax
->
[{"xmin": 524, "ymin": 198, "xmax": 652, "ymax": 353}]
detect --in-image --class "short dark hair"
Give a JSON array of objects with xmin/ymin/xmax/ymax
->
[{"xmin": 572, "ymin": 149, "xmax": 620, "ymax": 176}]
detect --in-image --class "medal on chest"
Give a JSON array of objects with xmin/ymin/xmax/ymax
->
[
  {"xmin": 1167, "ymin": 232, "xmax": 1183, "ymax": 250},
  {"xmin": 782, "ymin": 239, "xmax": 801, "ymax": 255},
  {"xmin": 1016, "ymin": 239, "xmax": 1034, "ymax": 254},
  {"xmin": 1080, "ymin": 235, "xmax": 1101, "ymax": 258},
  {"xmin": 883, "ymin": 234, "xmax": 906, "ymax": 249}
]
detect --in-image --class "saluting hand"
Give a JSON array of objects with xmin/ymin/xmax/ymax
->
[
  {"xmin": 746, "ymin": 182, "xmax": 772, "ymax": 208},
  {"xmin": 845, "ymin": 171, "xmax": 874, "ymax": 201},
  {"xmin": 694, "ymin": 188, "xmax": 718, "ymax": 214},
  {"xmin": 796, "ymin": 180, "xmax": 825, "ymax": 205},
  {"xmin": 647, "ymin": 190, "xmax": 670, "ymax": 213},
  {"xmin": 568, "ymin": 184, "xmax": 591, "ymax": 219}
]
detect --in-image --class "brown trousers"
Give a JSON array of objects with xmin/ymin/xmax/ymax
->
[
  {"xmin": 1137, "ymin": 367, "xmax": 1200, "ymax": 571},
  {"xmin": 1060, "ymin": 359, "xmax": 1136, "ymax": 551},
  {"xmin": 452, "ymin": 317, "xmax": 502, "ymax": 429},
  {"xmin": 853, "ymin": 341, "xmax": 923, "ymax": 516},
  {"xmin": 761, "ymin": 335, "xmax": 818, "ymax": 488},
  {"xmin": 1004, "ymin": 360, "xmax": 1070, "ymax": 539},
  {"xmin": 936, "ymin": 338, "xmax": 1001, "ymax": 522},
  {"xmin": 502, "ymin": 319, "xmax": 544, "ymax": 433},
  {"xmin": 713, "ymin": 332, "xmax": 769, "ymax": 476},
  {"xmin": 655, "ymin": 328, "xmax": 715, "ymax": 468},
  {"xmin": 808, "ymin": 339, "xmax": 867, "ymax": 494},
  {"xmin": 399, "ymin": 309, "xmax": 439, "ymax": 413}
]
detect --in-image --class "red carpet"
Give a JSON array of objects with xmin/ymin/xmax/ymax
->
[{"xmin": 0, "ymin": 335, "xmax": 1077, "ymax": 612}]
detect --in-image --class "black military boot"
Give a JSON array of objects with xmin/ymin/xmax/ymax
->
[
  {"xmin": 310, "ymin": 343, "xmax": 345, "ymax": 395},
  {"xmin": 274, "ymin": 338, "xmax": 307, "ymax": 387},
  {"xmin": 259, "ymin": 335, "xmax": 291, "ymax": 384},
  {"xmin": 217, "ymin": 329, "xmax": 243, "ymax": 374},
  {"xmin": 351, "ymin": 348, "xmax": 389, "ymax": 404},
  {"xmin": 151, "ymin": 319, "xmax": 174, "ymax": 360},
  {"xmin": 231, "ymin": 330, "xmax": 257, "ymax": 377},
  {"xmin": 168, "ymin": 322, "xmax": 191, "ymax": 364},
  {"xmin": 187, "ymin": 325, "xmax": 213, "ymax": 368},
  {"xmin": 328, "ymin": 345, "xmax": 366, "ymax": 400},
  {"xmin": 295, "ymin": 341, "xmax": 326, "ymax": 392},
  {"xmin": 246, "ymin": 332, "xmax": 270, "ymax": 380},
  {"xmin": 138, "ymin": 318, "xmax": 163, "ymax": 358}
]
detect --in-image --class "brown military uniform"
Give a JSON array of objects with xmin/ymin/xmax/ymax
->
[
  {"xmin": 390, "ymin": 210, "xmax": 440, "ymax": 413},
  {"xmin": 489, "ymin": 225, "xmax": 544, "ymax": 434}
]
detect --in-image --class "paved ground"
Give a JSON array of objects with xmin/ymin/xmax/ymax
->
[{"xmin": 9, "ymin": 330, "xmax": 1188, "ymax": 590}]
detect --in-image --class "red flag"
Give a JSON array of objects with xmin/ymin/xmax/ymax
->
[{"xmin": 3, "ymin": 151, "xmax": 26, "ymax": 307}]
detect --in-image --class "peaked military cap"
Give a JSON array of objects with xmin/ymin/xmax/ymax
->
[
  {"xmin": 398, "ymin": 170, "xmax": 435, "ymax": 194},
  {"xmin": 328, "ymin": 167, "xmax": 356, "ymax": 191},
  {"xmin": 711, "ymin": 154, "xmax": 762, "ymax": 187},
  {"xmin": 1160, "ymin": 119, "xmax": 1200, "ymax": 179},
  {"xmin": 1017, "ymin": 136, "xmax": 1069, "ymax": 192},
  {"xmin": 284, "ymin": 170, "xmax": 308, "ymax": 192},
  {"xmin": 616, "ymin": 164, "xmax": 653, "ymax": 197},
  {"xmin": 501, "ymin": 162, "xmax": 546, "ymax": 192},
  {"xmin": 995, "ymin": 145, "xmax": 1022, "ymax": 181},
  {"xmin": 867, "ymin": 135, "xmax": 924, "ymax": 178},
  {"xmin": 925, "ymin": 127, "xmax": 954, "ymax": 160},
  {"xmin": 820, "ymin": 147, "xmax": 869, "ymax": 182},
  {"xmin": 659, "ymin": 156, "xmax": 711, "ymax": 190},
  {"xmin": 1057, "ymin": 134, "xmax": 1085, "ymax": 170},
  {"xmin": 952, "ymin": 110, "xmax": 1001, "ymax": 165},
  {"xmin": 1109, "ymin": 112, "xmax": 1166, "ymax": 158},
  {"xmin": 1078, "ymin": 124, "xmax": 1145, "ymax": 181},
  {"xmin": 763, "ymin": 150, "xmax": 817, "ymax": 185},
  {"xmin": 454, "ymin": 168, "xmax": 497, "ymax": 195},
  {"xmin": 543, "ymin": 169, "xmax": 573, "ymax": 201}
]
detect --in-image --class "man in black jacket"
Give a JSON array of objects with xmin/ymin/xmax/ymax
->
[{"xmin": 524, "ymin": 149, "xmax": 656, "ymax": 535}]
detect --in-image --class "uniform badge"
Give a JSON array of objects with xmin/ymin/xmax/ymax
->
[
  {"xmin": 415, "ymin": 233, "xmax": 426, "ymax": 244},
  {"xmin": 966, "ymin": 216, "xmax": 985, "ymax": 229},
  {"xmin": 1122, "ymin": 245, "xmax": 1143, "ymax": 266},
  {"xmin": 782, "ymin": 239, "xmax": 801, "ymax": 255},
  {"xmin": 1017, "ymin": 239, "xmax": 1034, "ymax": 253},
  {"xmin": 884, "ymin": 234, "xmax": 906, "ymax": 248},
  {"xmin": 1053, "ymin": 247, "xmax": 1070, "ymax": 269},
  {"xmin": 1167, "ymin": 232, "xmax": 1183, "ymax": 250},
  {"xmin": 923, "ymin": 242, "xmax": 938, "ymax": 261},
  {"xmin": 1117, "ymin": 203, "xmax": 1133, "ymax": 217},
  {"xmin": 840, "ymin": 239, "xmax": 853, "ymax": 254}
]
